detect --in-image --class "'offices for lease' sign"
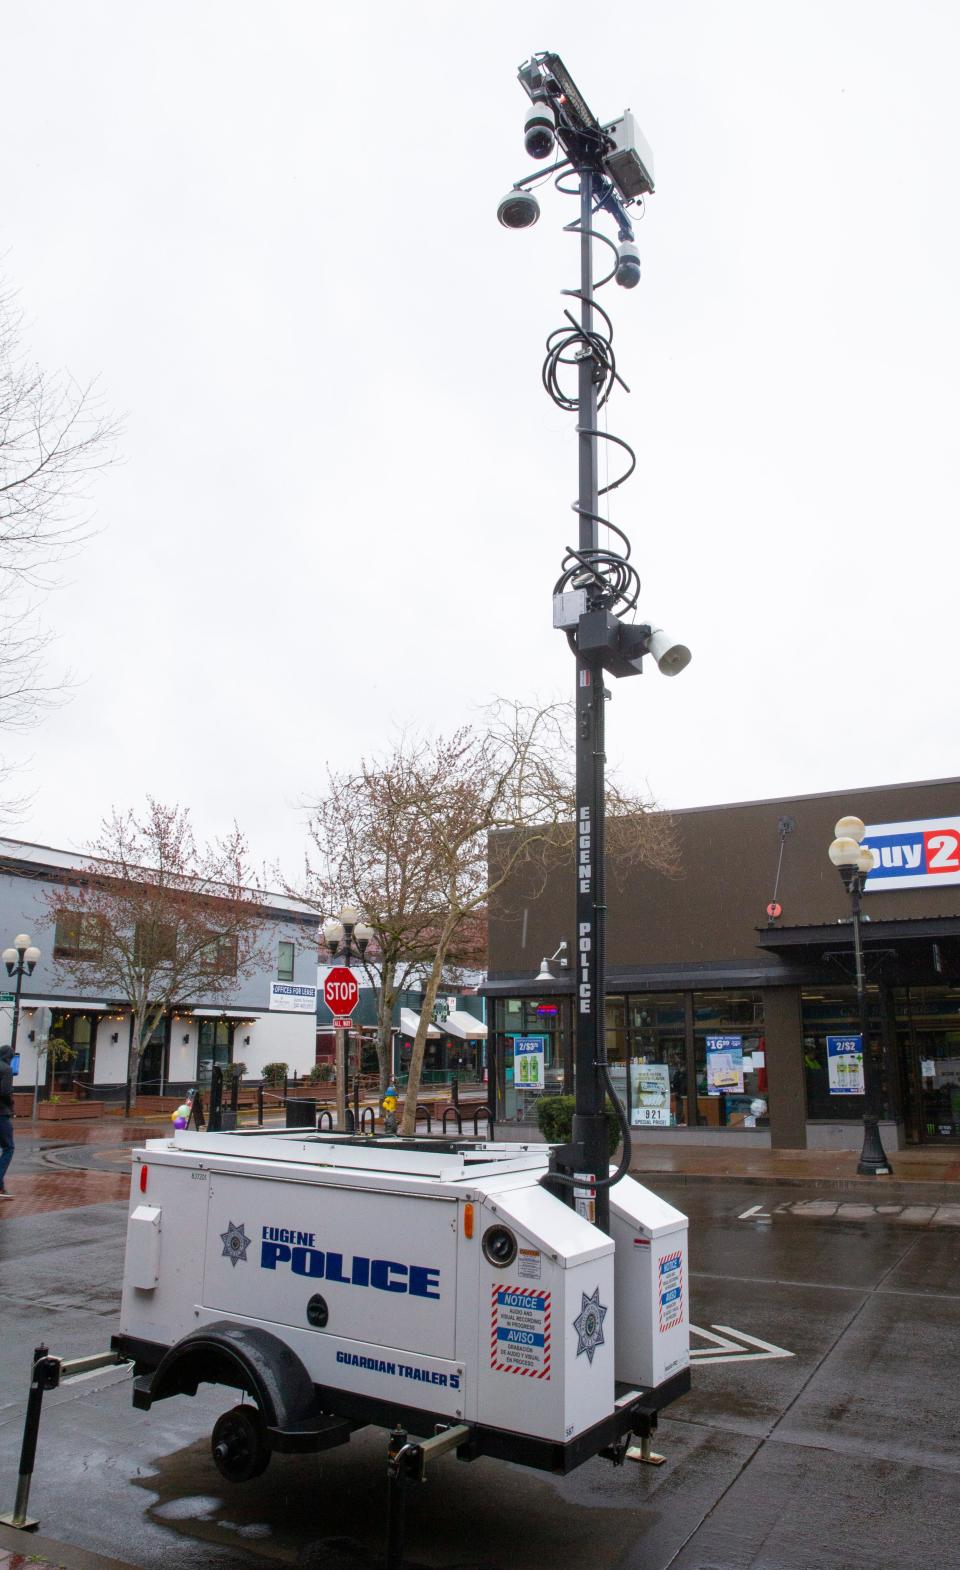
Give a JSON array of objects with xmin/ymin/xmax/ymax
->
[{"xmin": 863, "ymin": 816, "xmax": 960, "ymax": 892}]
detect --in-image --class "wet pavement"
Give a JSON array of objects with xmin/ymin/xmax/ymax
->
[{"xmin": 1, "ymin": 1170, "xmax": 959, "ymax": 1570}]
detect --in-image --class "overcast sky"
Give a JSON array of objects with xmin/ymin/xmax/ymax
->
[{"xmin": 0, "ymin": 1, "xmax": 957, "ymax": 880}]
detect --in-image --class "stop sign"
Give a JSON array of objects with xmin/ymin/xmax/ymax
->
[{"xmin": 324, "ymin": 966, "xmax": 359, "ymax": 1017}]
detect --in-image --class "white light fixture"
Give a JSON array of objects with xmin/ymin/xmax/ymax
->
[
  {"xmin": 835, "ymin": 816, "xmax": 866, "ymax": 844},
  {"xmin": 828, "ymin": 837, "xmax": 861, "ymax": 869},
  {"xmin": 14, "ymin": 934, "xmax": 30, "ymax": 950},
  {"xmin": 323, "ymin": 917, "xmax": 345, "ymax": 948}
]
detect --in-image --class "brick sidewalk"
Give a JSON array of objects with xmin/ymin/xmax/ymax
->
[{"xmin": 0, "ymin": 1524, "xmax": 139, "ymax": 1570}]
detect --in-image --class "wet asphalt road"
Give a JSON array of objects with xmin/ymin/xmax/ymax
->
[{"xmin": 1, "ymin": 1178, "xmax": 958, "ymax": 1570}]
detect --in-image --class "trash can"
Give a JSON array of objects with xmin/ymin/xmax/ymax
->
[{"xmin": 285, "ymin": 1097, "xmax": 317, "ymax": 1129}]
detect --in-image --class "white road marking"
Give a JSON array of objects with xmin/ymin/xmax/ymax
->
[
  {"xmin": 689, "ymin": 1323, "xmax": 795, "ymax": 1365},
  {"xmin": 737, "ymin": 1204, "xmax": 771, "ymax": 1220}
]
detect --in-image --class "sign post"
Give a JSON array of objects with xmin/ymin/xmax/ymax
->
[{"xmin": 324, "ymin": 968, "xmax": 360, "ymax": 1131}]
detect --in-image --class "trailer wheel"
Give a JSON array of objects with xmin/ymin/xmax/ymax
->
[{"xmin": 211, "ymin": 1404, "xmax": 271, "ymax": 1482}]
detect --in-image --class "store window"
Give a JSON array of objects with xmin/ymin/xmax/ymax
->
[
  {"xmin": 138, "ymin": 1016, "xmax": 168, "ymax": 1094},
  {"xmin": 47, "ymin": 1011, "xmax": 97, "ymax": 1092},
  {"xmin": 197, "ymin": 1019, "xmax": 234, "ymax": 1084},
  {"xmin": 497, "ymin": 997, "xmax": 568, "ymax": 1121},
  {"xmin": 894, "ymin": 988, "xmax": 960, "ymax": 1143},
  {"xmin": 624, "ymin": 994, "xmax": 688, "ymax": 1128},
  {"xmin": 802, "ymin": 989, "xmax": 886, "ymax": 1121},
  {"xmin": 693, "ymin": 991, "xmax": 768, "ymax": 1130},
  {"xmin": 277, "ymin": 940, "xmax": 295, "ymax": 983}
]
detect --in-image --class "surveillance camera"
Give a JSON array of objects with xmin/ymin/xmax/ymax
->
[
  {"xmin": 615, "ymin": 240, "xmax": 641, "ymax": 288},
  {"xmin": 647, "ymin": 628, "xmax": 692, "ymax": 677},
  {"xmin": 524, "ymin": 98, "xmax": 556, "ymax": 160},
  {"xmin": 497, "ymin": 188, "xmax": 541, "ymax": 229}
]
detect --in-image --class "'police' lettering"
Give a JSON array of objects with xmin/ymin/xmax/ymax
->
[{"xmin": 257, "ymin": 1236, "xmax": 440, "ymax": 1297}]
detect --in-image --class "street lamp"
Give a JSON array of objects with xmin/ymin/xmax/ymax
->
[
  {"xmin": 3, "ymin": 935, "xmax": 41, "ymax": 1114},
  {"xmin": 827, "ymin": 816, "xmax": 891, "ymax": 1176},
  {"xmin": 322, "ymin": 906, "xmax": 373, "ymax": 1131}
]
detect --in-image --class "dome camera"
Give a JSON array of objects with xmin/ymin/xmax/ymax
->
[
  {"xmin": 524, "ymin": 98, "xmax": 556, "ymax": 160},
  {"xmin": 497, "ymin": 188, "xmax": 541, "ymax": 229},
  {"xmin": 615, "ymin": 240, "xmax": 641, "ymax": 289}
]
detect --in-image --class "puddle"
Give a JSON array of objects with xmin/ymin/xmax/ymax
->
[{"xmin": 134, "ymin": 1424, "xmax": 650, "ymax": 1570}]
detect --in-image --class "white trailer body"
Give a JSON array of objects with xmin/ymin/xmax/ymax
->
[{"xmin": 115, "ymin": 1130, "xmax": 689, "ymax": 1473}]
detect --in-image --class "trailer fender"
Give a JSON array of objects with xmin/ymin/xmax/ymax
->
[{"xmin": 132, "ymin": 1321, "xmax": 315, "ymax": 1432}]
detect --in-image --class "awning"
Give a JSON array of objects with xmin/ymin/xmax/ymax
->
[
  {"xmin": 399, "ymin": 1008, "xmax": 442, "ymax": 1039},
  {"xmin": 443, "ymin": 1009, "xmax": 487, "ymax": 1040},
  {"xmin": 20, "ymin": 998, "xmax": 107, "ymax": 1011},
  {"xmin": 191, "ymin": 1008, "xmax": 263, "ymax": 1019}
]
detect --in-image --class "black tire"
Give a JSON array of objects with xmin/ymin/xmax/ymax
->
[{"xmin": 211, "ymin": 1404, "xmax": 271, "ymax": 1482}]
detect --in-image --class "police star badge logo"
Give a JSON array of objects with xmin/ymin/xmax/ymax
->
[
  {"xmin": 220, "ymin": 1220, "xmax": 251, "ymax": 1267},
  {"xmin": 573, "ymin": 1286, "xmax": 607, "ymax": 1364}
]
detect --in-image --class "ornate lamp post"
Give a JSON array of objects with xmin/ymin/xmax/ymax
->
[
  {"xmin": 322, "ymin": 905, "xmax": 373, "ymax": 1131},
  {"xmin": 3, "ymin": 935, "xmax": 41, "ymax": 1115},
  {"xmin": 827, "ymin": 816, "xmax": 891, "ymax": 1176}
]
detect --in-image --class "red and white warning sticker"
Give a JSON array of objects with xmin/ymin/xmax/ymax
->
[{"xmin": 490, "ymin": 1285, "xmax": 552, "ymax": 1378}]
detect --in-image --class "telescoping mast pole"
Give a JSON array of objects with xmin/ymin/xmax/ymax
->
[{"xmin": 498, "ymin": 54, "xmax": 692, "ymax": 1234}]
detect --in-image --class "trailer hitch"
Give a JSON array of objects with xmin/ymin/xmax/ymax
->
[{"xmin": 385, "ymin": 1421, "xmax": 472, "ymax": 1570}]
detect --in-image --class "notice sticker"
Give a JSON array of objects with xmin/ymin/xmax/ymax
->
[
  {"xmin": 658, "ymin": 1250, "xmax": 683, "ymax": 1333},
  {"xmin": 490, "ymin": 1286, "xmax": 551, "ymax": 1379},
  {"xmin": 517, "ymin": 1247, "xmax": 542, "ymax": 1280}
]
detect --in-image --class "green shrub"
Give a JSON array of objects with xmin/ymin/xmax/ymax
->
[
  {"xmin": 224, "ymin": 1061, "xmax": 247, "ymax": 1084},
  {"xmin": 307, "ymin": 1062, "xmax": 334, "ymax": 1085},
  {"xmin": 261, "ymin": 1061, "xmax": 289, "ymax": 1088},
  {"xmin": 535, "ymin": 1094, "xmax": 622, "ymax": 1152}
]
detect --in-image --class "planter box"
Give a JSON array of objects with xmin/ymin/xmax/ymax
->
[
  {"xmin": 12, "ymin": 1092, "xmax": 36, "ymax": 1117},
  {"xmin": 38, "ymin": 1100, "xmax": 108, "ymax": 1121}
]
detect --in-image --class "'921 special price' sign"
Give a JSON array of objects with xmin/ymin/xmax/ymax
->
[{"xmin": 863, "ymin": 817, "xmax": 960, "ymax": 891}]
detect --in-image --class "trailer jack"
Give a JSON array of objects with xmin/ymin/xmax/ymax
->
[
  {"xmin": 385, "ymin": 1422, "xmax": 472, "ymax": 1570},
  {"xmin": 0, "ymin": 1345, "xmax": 131, "ymax": 1531}
]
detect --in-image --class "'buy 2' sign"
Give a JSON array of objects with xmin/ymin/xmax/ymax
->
[{"xmin": 863, "ymin": 816, "xmax": 960, "ymax": 891}]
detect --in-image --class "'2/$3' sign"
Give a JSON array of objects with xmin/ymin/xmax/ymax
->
[{"xmin": 863, "ymin": 817, "xmax": 960, "ymax": 891}]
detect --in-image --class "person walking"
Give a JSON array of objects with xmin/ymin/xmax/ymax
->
[{"xmin": 0, "ymin": 1043, "xmax": 15, "ymax": 1198}]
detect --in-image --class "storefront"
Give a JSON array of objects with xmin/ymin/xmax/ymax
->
[{"xmin": 485, "ymin": 778, "xmax": 960, "ymax": 1150}]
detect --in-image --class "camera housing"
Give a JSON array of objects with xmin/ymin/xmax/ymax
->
[
  {"xmin": 615, "ymin": 240, "xmax": 641, "ymax": 289},
  {"xmin": 497, "ymin": 188, "xmax": 541, "ymax": 229},
  {"xmin": 524, "ymin": 98, "xmax": 556, "ymax": 160}
]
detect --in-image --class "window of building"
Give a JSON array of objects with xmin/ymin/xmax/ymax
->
[
  {"xmin": 278, "ymin": 940, "xmax": 295, "ymax": 983},
  {"xmin": 495, "ymin": 996, "xmax": 569, "ymax": 1119},
  {"xmin": 802, "ymin": 988, "xmax": 887, "ymax": 1121},
  {"xmin": 620, "ymin": 993, "xmax": 688, "ymax": 1128},
  {"xmin": 134, "ymin": 919, "xmax": 177, "ymax": 967},
  {"xmin": 53, "ymin": 910, "xmax": 104, "ymax": 961},
  {"xmin": 201, "ymin": 933, "xmax": 238, "ymax": 976},
  {"xmin": 197, "ymin": 1018, "xmax": 234, "ymax": 1083},
  {"xmin": 693, "ymin": 991, "xmax": 768, "ymax": 1130}
]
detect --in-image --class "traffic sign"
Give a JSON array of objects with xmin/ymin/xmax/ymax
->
[
  {"xmin": 324, "ymin": 966, "xmax": 359, "ymax": 1017},
  {"xmin": 0, "ymin": 992, "xmax": 13, "ymax": 1003},
  {"xmin": 332, "ymin": 1015, "xmax": 354, "ymax": 1030}
]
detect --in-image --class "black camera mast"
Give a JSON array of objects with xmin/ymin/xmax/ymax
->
[{"xmin": 498, "ymin": 52, "xmax": 691, "ymax": 1235}]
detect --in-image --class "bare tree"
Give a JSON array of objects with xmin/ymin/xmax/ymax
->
[
  {"xmin": 46, "ymin": 800, "xmax": 270, "ymax": 1109},
  {"xmin": 0, "ymin": 281, "xmax": 117, "ymax": 804},
  {"xmin": 297, "ymin": 702, "xmax": 679, "ymax": 1126},
  {"xmin": 298, "ymin": 744, "xmax": 486, "ymax": 1092}
]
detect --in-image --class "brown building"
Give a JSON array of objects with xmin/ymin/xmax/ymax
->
[{"xmin": 483, "ymin": 776, "xmax": 960, "ymax": 1151}]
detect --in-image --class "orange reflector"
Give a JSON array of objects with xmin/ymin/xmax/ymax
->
[
  {"xmin": 139, "ymin": 1164, "xmax": 148, "ymax": 1193},
  {"xmin": 464, "ymin": 1202, "xmax": 474, "ymax": 1239}
]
